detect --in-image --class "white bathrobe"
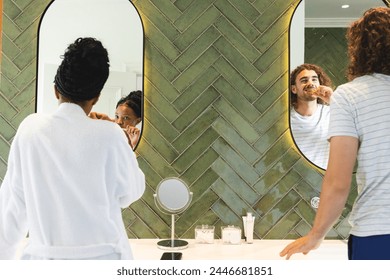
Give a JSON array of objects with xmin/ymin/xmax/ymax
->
[{"xmin": 0, "ymin": 103, "xmax": 145, "ymax": 259}]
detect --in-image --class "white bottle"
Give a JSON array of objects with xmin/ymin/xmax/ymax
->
[{"xmin": 242, "ymin": 212, "xmax": 255, "ymax": 244}]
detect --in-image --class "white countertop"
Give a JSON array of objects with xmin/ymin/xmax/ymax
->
[
  {"xmin": 130, "ymin": 239, "xmax": 348, "ymax": 260},
  {"xmin": 16, "ymin": 238, "xmax": 348, "ymax": 260}
]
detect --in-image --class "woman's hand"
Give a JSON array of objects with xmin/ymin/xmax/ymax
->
[
  {"xmin": 123, "ymin": 126, "xmax": 140, "ymax": 150},
  {"xmin": 89, "ymin": 111, "xmax": 114, "ymax": 122}
]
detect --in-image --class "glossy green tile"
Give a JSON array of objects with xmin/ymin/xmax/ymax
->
[
  {"xmin": 254, "ymin": 168, "xmax": 301, "ymax": 208},
  {"xmin": 14, "ymin": 19, "xmax": 40, "ymax": 50},
  {"xmin": 213, "ymin": 57, "xmax": 260, "ymax": 103},
  {"xmin": 2, "ymin": 34, "xmax": 20, "ymax": 61},
  {"xmin": 2, "ymin": 16, "xmax": 22, "ymax": 44},
  {"xmin": 172, "ymin": 86, "xmax": 219, "ymax": 131},
  {"xmin": 213, "ymin": 15, "xmax": 260, "ymax": 63},
  {"xmin": 145, "ymin": 43, "xmax": 180, "ymax": 82},
  {"xmin": 13, "ymin": 38, "xmax": 36, "ymax": 70},
  {"xmin": 0, "ymin": 115, "xmax": 16, "ymax": 141},
  {"xmin": 212, "ymin": 137, "xmax": 259, "ymax": 185},
  {"xmin": 211, "ymin": 158, "xmax": 258, "ymax": 204},
  {"xmin": 0, "ymin": 74, "xmax": 19, "ymax": 100},
  {"xmin": 136, "ymin": 0, "xmax": 180, "ymax": 42},
  {"xmin": 254, "ymin": 35, "xmax": 287, "ymax": 73},
  {"xmin": 12, "ymin": 0, "xmax": 33, "ymax": 10},
  {"xmin": 183, "ymin": 166, "xmax": 219, "ymax": 197},
  {"xmin": 256, "ymin": 190, "xmax": 300, "ymax": 237},
  {"xmin": 213, "ymin": 76, "xmax": 260, "ymax": 123},
  {"xmin": 173, "ymin": 67, "xmax": 220, "ymax": 111},
  {"xmin": 144, "ymin": 63, "xmax": 180, "ymax": 103},
  {"xmin": 227, "ymin": 0, "xmax": 261, "ymax": 23},
  {"xmin": 173, "ymin": 0, "xmax": 194, "ymax": 12},
  {"xmin": 0, "ymin": 137, "xmax": 11, "ymax": 162},
  {"xmin": 4, "ymin": 0, "xmax": 22, "ymax": 21},
  {"xmin": 140, "ymin": 17, "xmax": 180, "ymax": 62},
  {"xmin": 214, "ymin": 0, "xmax": 259, "ymax": 43},
  {"xmin": 148, "ymin": 0, "xmax": 182, "ymax": 22},
  {"xmin": 254, "ymin": 132, "xmax": 292, "ymax": 174},
  {"xmin": 14, "ymin": 0, "xmax": 50, "ymax": 30},
  {"xmin": 0, "ymin": 94, "xmax": 18, "ymax": 120},
  {"xmin": 253, "ymin": 93, "xmax": 287, "ymax": 134},
  {"xmin": 211, "ymin": 178, "xmax": 255, "ymax": 218},
  {"xmin": 251, "ymin": 0, "xmax": 275, "ymax": 12},
  {"xmin": 171, "ymin": 127, "xmax": 219, "ymax": 173},
  {"xmin": 176, "ymin": 189, "xmax": 219, "ymax": 231},
  {"xmin": 172, "ymin": 47, "xmax": 220, "ymax": 93},
  {"xmin": 173, "ymin": 26, "xmax": 220, "ymax": 72},
  {"xmin": 212, "ymin": 117, "xmax": 260, "ymax": 164},
  {"xmin": 173, "ymin": 5, "xmax": 220, "ymax": 51},
  {"xmin": 2, "ymin": 55, "xmax": 20, "ymax": 80},
  {"xmin": 141, "ymin": 120, "xmax": 179, "ymax": 164},
  {"xmin": 12, "ymin": 59, "xmax": 36, "ymax": 91},
  {"xmin": 253, "ymin": 51, "xmax": 288, "ymax": 93},
  {"xmin": 174, "ymin": 0, "xmax": 214, "ymax": 32},
  {"xmin": 10, "ymin": 80, "xmax": 34, "ymax": 110},
  {"xmin": 254, "ymin": 74, "xmax": 288, "ymax": 113},
  {"xmin": 144, "ymin": 80, "xmax": 179, "ymax": 123},
  {"xmin": 10, "ymin": 100, "xmax": 35, "ymax": 126},
  {"xmin": 172, "ymin": 107, "xmax": 219, "ymax": 153},
  {"xmin": 211, "ymin": 198, "xmax": 242, "ymax": 226},
  {"xmin": 143, "ymin": 99, "xmax": 179, "ymax": 143},
  {"xmin": 137, "ymin": 141, "xmax": 178, "ymax": 178},
  {"xmin": 253, "ymin": 114, "xmax": 289, "ymax": 155},
  {"xmin": 214, "ymin": 36, "xmax": 261, "ymax": 83},
  {"xmin": 213, "ymin": 97, "xmax": 260, "ymax": 144}
]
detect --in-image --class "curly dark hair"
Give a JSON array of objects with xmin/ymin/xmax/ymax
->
[
  {"xmin": 290, "ymin": 63, "xmax": 333, "ymax": 106},
  {"xmin": 116, "ymin": 90, "xmax": 142, "ymax": 118},
  {"xmin": 54, "ymin": 37, "xmax": 110, "ymax": 101},
  {"xmin": 347, "ymin": 7, "xmax": 390, "ymax": 80}
]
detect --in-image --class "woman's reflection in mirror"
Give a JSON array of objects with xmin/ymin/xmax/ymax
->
[
  {"xmin": 89, "ymin": 90, "xmax": 143, "ymax": 149},
  {"xmin": 290, "ymin": 63, "xmax": 334, "ymax": 169}
]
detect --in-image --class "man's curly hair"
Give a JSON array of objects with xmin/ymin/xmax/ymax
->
[
  {"xmin": 290, "ymin": 63, "xmax": 333, "ymax": 107},
  {"xmin": 347, "ymin": 7, "xmax": 390, "ymax": 80}
]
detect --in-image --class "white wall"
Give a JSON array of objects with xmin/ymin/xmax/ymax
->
[{"xmin": 289, "ymin": 0, "xmax": 305, "ymax": 71}]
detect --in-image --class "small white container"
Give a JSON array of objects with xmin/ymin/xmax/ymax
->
[
  {"xmin": 221, "ymin": 225, "xmax": 241, "ymax": 245},
  {"xmin": 195, "ymin": 225, "xmax": 215, "ymax": 244}
]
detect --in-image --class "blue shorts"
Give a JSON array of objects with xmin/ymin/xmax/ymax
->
[{"xmin": 348, "ymin": 234, "xmax": 390, "ymax": 260}]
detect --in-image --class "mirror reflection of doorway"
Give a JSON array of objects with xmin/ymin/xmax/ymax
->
[{"xmin": 36, "ymin": 0, "xmax": 144, "ymax": 120}]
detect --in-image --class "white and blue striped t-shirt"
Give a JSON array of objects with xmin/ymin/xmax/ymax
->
[
  {"xmin": 328, "ymin": 73, "xmax": 390, "ymax": 236},
  {"xmin": 291, "ymin": 104, "xmax": 330, "ymax": 169}
]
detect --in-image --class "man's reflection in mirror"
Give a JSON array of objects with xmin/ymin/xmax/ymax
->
[
  {"xmin": 89, "ymin": 90, "xmax": 142, "ymax": 149},
  {"xmin": 290, "ymin": 64, "xmax": 334, "ymax": 169}
]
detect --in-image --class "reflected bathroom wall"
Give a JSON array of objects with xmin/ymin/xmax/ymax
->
[{"xmin": 36, "ymin": 0, "xmax": 143, "ymax": 119}]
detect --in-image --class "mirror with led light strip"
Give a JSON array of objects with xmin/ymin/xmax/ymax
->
[
  {"xmin": 290, "ymin": 0, "xmax": 387, "ymax": 170},
  {"xmin": 36, "ymin": 0, "xmax": 144, "ymax": 149}
]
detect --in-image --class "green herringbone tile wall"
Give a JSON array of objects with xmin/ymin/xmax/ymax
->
[{"xmin": 0, "ymin": 0, "xmax": 356, "ymax": 241}]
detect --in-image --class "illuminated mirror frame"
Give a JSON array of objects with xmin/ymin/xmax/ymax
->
[
  {"xmin": 288, "ymin": 0, "xmax": 325, "ymax": 171},
  {"xmin": 35, "ymin": 0, "xmax": 145, "ymax": 150}
]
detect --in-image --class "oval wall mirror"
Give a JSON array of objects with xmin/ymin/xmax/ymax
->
[
  {"xmin": 36, "ymin": 0, "xmax": 144, "ymax": 148},
  {"xmin": 154, "ymin": 178, "xmax": 193, "ymax": 250},
  {"xmin": 289, "ymin": 0, "xmax": 386, "ymax": 170}
]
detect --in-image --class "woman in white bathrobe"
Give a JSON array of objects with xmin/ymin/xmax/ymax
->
[{"xmin": 0, "ymin": 37, "xmax": 145, "ymax": 260}]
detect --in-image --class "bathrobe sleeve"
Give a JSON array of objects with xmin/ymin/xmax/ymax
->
[
  {"xmin": 0, "ymin": 135, "xmax": 28, "ymax": 259},
  {"xmin": 109, "ymin": 128, "xmax": 145, "ymax": 208}
]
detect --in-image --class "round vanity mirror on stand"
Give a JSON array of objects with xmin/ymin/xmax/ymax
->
[{"xmin": 154, "ymin": 178, "xmax": 193, "ymax": 250}]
